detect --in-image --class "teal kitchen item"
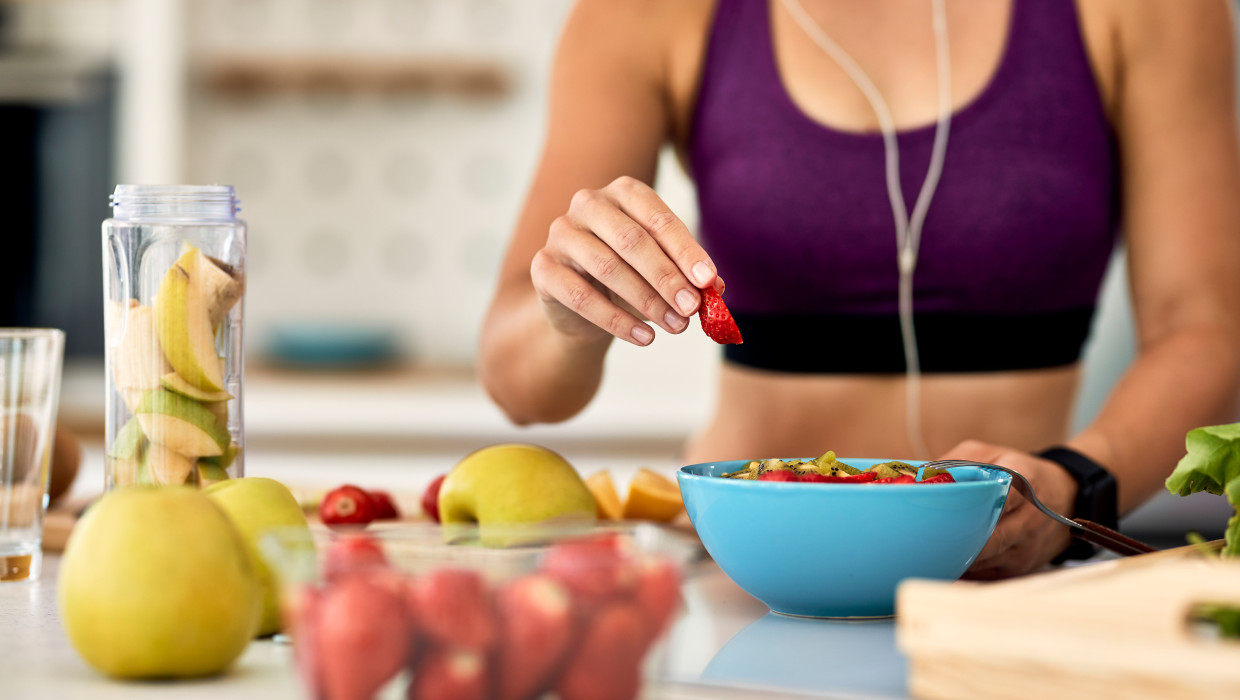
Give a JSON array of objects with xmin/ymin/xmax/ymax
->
[{"xmin": 677, "ymin": 459, "xmax": 1011, "ymax": 618}]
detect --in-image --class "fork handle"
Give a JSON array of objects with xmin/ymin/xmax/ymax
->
[{"xmin": 1072, "ymin": 519, "xmax": 1158, "ymax": 557}]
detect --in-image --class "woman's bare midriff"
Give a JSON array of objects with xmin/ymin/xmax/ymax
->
[{"xmin": 681, "ymin": 363, "xmax": 1082, "ymax": 463}]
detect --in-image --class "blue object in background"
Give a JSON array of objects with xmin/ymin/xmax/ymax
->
[
  {"xmin": 264, "ymin": 322, "xmax": 402, "ymax": 369},
  {"xmin": 678, "ymin": 459, "xmax": 1012, "ymax": 618}
]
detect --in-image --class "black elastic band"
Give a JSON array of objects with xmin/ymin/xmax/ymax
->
[
  {"xmin": 724, "ymin": 308, "xmax": 1096, "ymax": 374},
  {"xmin": 1037, "ymin": 446, "xmax": 1119, "ymax": 563}
]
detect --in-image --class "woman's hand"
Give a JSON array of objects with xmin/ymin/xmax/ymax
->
[
  {"xmin": 938, "ymin": 440, "xmax": 1079, "ymax": 580},
  {"xmin": 530, "ymin": 175, "xmax": 720, "ymax": 347}
]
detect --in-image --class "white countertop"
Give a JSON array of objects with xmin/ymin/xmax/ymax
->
[{"xmin": 0, "ymin": 554, "xmax": 911, "ymax": 700}]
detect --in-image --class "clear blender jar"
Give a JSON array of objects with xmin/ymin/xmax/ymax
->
[{"xmin": 102, "ymin": 185, "xmax": 246, "ymax": 489}]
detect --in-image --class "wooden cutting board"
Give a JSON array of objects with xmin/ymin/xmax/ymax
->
[{"xmin": 896, "ymin": 547, "xmax": 1240, "ymax": 700}]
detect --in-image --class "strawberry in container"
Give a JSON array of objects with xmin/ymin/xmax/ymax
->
[{"xmin": 263, "ymin": 524, "xmax": 686, "ymax": 700}]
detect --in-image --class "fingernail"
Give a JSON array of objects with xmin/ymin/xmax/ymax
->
[
  {"xmin": 631, "ymin": 325, "xmax": 654, "ymax": 345},
  {"xmin": 714, "ymin": 276, "xmax": 726, "ymax": 293},
  {"xmin": 676, "ymin": 289, "xmax": 698, "ymax": 315},
  {"xmin": 692, "ymin": 262, "xmax": 714, "ymax": 287},
  {"xmin": 664, "ymin": 310, "xmax": 687, "ymax": 331}
]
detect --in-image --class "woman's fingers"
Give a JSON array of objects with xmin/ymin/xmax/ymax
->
[
  {"xmin": 565, "ymin": 191, "xmax": 695, "ymax": 327},
  {"xmin": 576, "ymin": 178, "xmax": 716, "ymax": 311},
  {"xmin": 606, "ymin": 176, "xmax": 717, "ymax": 284},
  {"xmin": 537, "ymin": 176, "xmax": 718, "ymax": 343},
  {"xmin": 543, "ymin": 215, "xmax": 690, "ymax": 335},
  {"xmin": 531, "ymin": 246, "xmax": 656, "ymax": 346}
]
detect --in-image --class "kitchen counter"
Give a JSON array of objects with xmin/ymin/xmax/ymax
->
[{"xmin": 1, "ymin": 553, "xmax": 912, "ymax": 700}]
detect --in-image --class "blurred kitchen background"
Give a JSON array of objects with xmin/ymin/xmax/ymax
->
[{"xmin": 1, "ymin": 0, "xmax": 1230, "ymax": 541}]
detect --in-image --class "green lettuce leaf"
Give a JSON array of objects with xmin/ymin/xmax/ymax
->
[
  {"xmin": 1226, "ymin": 478, "xmax": 1240, "ymax": 558},
  {"xmin": 1165, "ymin": 423, "xmax": 1240, "ymax": 497}
]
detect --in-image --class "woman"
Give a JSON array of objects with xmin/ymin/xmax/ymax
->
[{"xmin": 478, "ymin": 0, "xmax": 1240, "ymax": 578}]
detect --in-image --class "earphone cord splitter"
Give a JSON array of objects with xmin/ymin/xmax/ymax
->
[{"xmin": 780, "ymin": 0, "xmax": 952, "ymax": 459}]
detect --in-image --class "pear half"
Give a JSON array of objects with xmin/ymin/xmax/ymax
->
[
  {"xmin": 134, "ymin": 390, "xmax": 229, "ymax": 458},
  {"xmin": 155, "ymin": 247, "xmax": 234, "ymax": 394}
]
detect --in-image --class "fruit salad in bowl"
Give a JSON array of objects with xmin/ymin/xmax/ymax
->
[
  {"xmin": 261, "ymin": 522, "xmax": 691, "ymax": 700},
  {"xmin": 677, "ymin": 454, "xmax": 1012, "ymax": 618}
]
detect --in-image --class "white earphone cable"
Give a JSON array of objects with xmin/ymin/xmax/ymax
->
[{"xmin": 779, "ymin": 0, "xmax": 952, "ymax": 459}]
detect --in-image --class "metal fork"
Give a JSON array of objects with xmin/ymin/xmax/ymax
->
[{"xmin": 923, "ymin": 459, "xmax": 1157, "ymax": 558}]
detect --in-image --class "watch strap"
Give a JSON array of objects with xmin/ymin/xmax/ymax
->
[{"xmin": 1036, "ymin": 446, "xmax": 1119, "ymax": 563}]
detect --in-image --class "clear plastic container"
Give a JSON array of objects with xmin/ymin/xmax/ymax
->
[
  {"xmin": 261, "ymin": 522, "xmax": 697, "ymax": 700},
  {"xmin": 102, "ymin": 185, "xmax": 246, "ymax": 489}
]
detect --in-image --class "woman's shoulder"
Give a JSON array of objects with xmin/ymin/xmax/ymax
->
[{"xmin": 558, "ymin": 0, "xmax": 717, "ymax": 83}]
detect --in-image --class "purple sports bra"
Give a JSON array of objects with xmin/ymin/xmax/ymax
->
[{"xmin": 689, "ymin": 0, "xmax": 1120, "ymax": 373}]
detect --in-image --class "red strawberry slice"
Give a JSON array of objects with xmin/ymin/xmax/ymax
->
[
  {"xmin": 320, "ymin": 484, "xmax": 377, "ymax": 529},
  {"xmin": 323, "ymin": 534, "xmax": 389, "ymax": 583},
  {"xmin": 756, "ymin": 470, "xmax": 797, "ymax": 482},
  {"xmin": 633, "ymin": 557, "xmax": 681, "ymax": 648},
  {"xmin": 847, "ymin": 471, "xmax": 879, "ymax": 482},
  {"xmin": 698, "ymin": 287, "xmax": 743, "ymax": 345},
  {"xmin": 406, "ymin": 569, "xmax": 497, "ymax": 650},
  {"xmin": 407, "ymin": 649, "xmax": 487, "ymax": 700},
  {"xmin": 368, "ymin": 490, "xmax": 401, "ymax": 520},
  {"xmin": 494, "ymin": 574, "xmax": 575, "ymax": 700},
  {"xmin": 555, "ymin": 601, "xmax": 647, "ymax": 700},
  {"xmin": 874, "ymin": 474, "xmax": 917, "ymax": 484},
  {"xmin": 919, "ymin": 473, "xmax": 956, "ymax": 484},
  {"xmin": 318, "ymin": 577, "xmax": 411, "ymax": 700},
  {"xmin": 540, "ymin": 534, "xmax": 639, "ymax": 608},
  {"xmin": 421, "ymin": 474, "xmax": 447, "ymax": 523}
]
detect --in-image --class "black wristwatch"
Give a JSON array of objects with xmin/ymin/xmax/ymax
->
[{"xmin": 1036, "ymin": 446, "xmax": 1119, "ymax": 563}]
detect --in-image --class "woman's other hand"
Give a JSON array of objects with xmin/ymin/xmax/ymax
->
[
  {"xmin": 939, "ymin": 439, "xmax": 1078, "ymax": 579},
  {"xmin": 532, "ymin": 175, "xmax": 719, "ymax": 347}
]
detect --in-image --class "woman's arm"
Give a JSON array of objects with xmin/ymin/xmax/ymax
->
[
  {"xmin": 949, "ymin": 0, "xmax": 1240, "ymax": 579},
  {"xmin": 1067, "ymin": 0, "xmax": 1240, "ymax": 512},
  {"xmin": 479, "ymin": 0, "xmax": 716, "ymax": 425}
]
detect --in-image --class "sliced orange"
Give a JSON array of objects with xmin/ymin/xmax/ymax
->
[
  {"xmin": 622, "ymin": 468, "xmax": 684, "ymax": 522},
  {"xmin": 585, "ymin": 470, "xmax": 624, "ymax": 520}
]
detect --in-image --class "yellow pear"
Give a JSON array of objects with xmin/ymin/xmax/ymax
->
[
  {"xmin": 58, "ymin": 486, "xmax": 262, "ymax": 678},
  {"xmin": 205, "ymin": 477, "xmax": 311, "ymax": 637}
]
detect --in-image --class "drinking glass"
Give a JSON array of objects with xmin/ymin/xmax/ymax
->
[{"xmin": 0, "ymin": 328, "xmax": 65, "ymax": 582}]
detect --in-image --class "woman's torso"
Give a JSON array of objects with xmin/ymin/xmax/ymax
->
[{"xmin": 653, "ymin": 0, "xmax": 1124, "ymax": 461}]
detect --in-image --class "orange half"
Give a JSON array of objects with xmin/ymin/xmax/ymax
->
[{"xmin": 623, "ymin": 468, "xmax": 684, "ymax": 522}]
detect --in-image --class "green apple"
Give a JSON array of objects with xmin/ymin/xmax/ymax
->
[
  {"xmin": 438, "ymin": 443, "xmax": 597, "ymax": 526},
  {"xmin": 205, "ymin": 477, "xmax": 311, "ymax": 637},
  {"xmin": 134, "ymin": 389, "xmax": 229, "ymax": 458},
  {"xmin": 155, "ymin": 246, "xmax": 228, "ymax": 393},
  {"xmin": 161, "ymin": 371, "xmax": 232, "ymax": 403},
  {"xmin": 58, "ymin": 486, "xmax": 262, "ymax": 678}
]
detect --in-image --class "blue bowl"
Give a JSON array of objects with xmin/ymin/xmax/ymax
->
[{"xmin": 677, "ymin": 459, "xmax": 1011, "ymax": 618}]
